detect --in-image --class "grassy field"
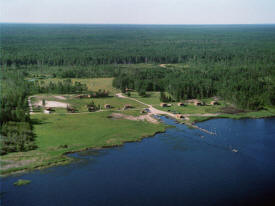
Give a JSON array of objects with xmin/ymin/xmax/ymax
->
[
  {"xmin": 1, "ymin": 112, "xmax": 166, "ymax": 175},
  {"xmin": 37, "ymin": 77, "xmax": 119, "ymax": 94}
]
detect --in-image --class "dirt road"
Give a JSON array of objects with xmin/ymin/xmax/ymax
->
[
  {"xmin": 116, "ymin": 93, "xmax": 217, "ymax": 135},
  {"xmin": 116, "ymin": 93, "xmax": 178, "ymax": 119}
]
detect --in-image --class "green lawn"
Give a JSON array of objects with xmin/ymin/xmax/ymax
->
[{"xmin": 1, "ymin": 112, "xmax": 166, "ymax": 175}]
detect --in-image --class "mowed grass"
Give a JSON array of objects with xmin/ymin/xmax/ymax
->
[{"xmin": 1, "ymin": 112, "xmax": 166, "ymax": 175}]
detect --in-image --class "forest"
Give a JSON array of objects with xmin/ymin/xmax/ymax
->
[
  {"xmin": 1, "ymin": 24, "xmax": 275, "ymax": 154},
  {"xmin": 0, "ymin": 71, "xmax": 36, "ymax": 154},
  {"xmin": 1, "ymin": 24, "xmax": 275, "ymax": 67},
  {"xmin": 112, "ymin": 63, "xmax": 275, "ymax": 110}
]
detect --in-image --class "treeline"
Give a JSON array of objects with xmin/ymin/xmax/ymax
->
[
  {"xmin": 33, "ymin": 79, "xmax": 87, "ymax": 94},
  {"xmin": 0, "ymin": 71, "xmax": 37, "ymax": 155},
  {"xmin": 112, "ymin": 66, "xmax": 169, "ymax": 93},
  {"xmin": 113, "ymin": 64, "xmax": 275, "ymax": 110},
  {"xmin": 1, "ymin": 24, "xmax": 275, "ymax": 67},
  {"xmin": 0, "ymin": 71, "xmax": 88, "ymax": 155}
]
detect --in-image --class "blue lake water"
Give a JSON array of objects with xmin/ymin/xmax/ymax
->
[{"xmin": 1, "ymin": 117, "xmax": 275, "ymax": 206}]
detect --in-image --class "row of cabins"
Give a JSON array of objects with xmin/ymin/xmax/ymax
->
[
  {"xmin": 44, "ymin": 103, "xmax": 132, "ymax": 114},
  {"xmin": 75, "ymin": 92, "xmax": 109, "ymax": 99},
  {"xmin": 160, "ymin": 100, "xmax": 219, "ymax": 107}
]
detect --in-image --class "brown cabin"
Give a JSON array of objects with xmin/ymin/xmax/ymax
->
[
  {"xmin": 193, "ymin": 100, "xmax": 203, "ymax": 106},
  {"xmin": 45, "ymin": 107, "xmax": 55, "ymax": 111},
  {"xmin": 176, "ymin": 114, "xmax": 184, "ymax": 119},
  {"xmin": 210, "ymin": 101, "xmax": 219, "ymax": 105},
  {"xmin": 104, "ymin": 104, "xmax": 111, "ymax": 109},
  {"xmin": 160, "ymin": 103, "xmax": 168, "ymax": 107},
  {"xmin": 177, "ymin": 102, "xmax": 185, "ymax": 107},
  {"xmin": 88, "ymin": 106, "xmax": 96, "ymax": 112},
  {"xmin": 75, "ymin": 94, "xmax": 90, "ymax": 99},
  {"xmin": 123, "ymin": 104, "xmax": 133, "ymax": 110},
  {"xmin": 67, "ymin": 106, "xmax": 76, "ymax": 113},
  {"xmin": 125, "ymin": 88, "xmax": 134, "ymax": 92}
]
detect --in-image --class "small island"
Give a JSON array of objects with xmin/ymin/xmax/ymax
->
[{"xmin": 13, "ymin": 179, "xmax": 31, "ymax": 186}]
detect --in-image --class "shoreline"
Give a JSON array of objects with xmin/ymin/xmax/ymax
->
[
  {"xmin": 1, "ymin": 113, "xmax": 275, "ymax": 177},
  {"xmin": 0, "ymin": 129, "xmax": 167, "ymax": 177}
]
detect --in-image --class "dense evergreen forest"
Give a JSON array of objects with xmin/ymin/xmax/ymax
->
[
  {"xmin": 0, "ymin": 71, "xmax": 36, "ymax": 154},
  {"xmin": 113, "ymin": 64, "xmax": 275, "ymax": 110},
  {"xmin": 1, "ymin": 24, "xmax": 275, "ymax": 66},
  {"xmin": 1, "ymin": 24, "xmax": 275, "ymax": 154}
]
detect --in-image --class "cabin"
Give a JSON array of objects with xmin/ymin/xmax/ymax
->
[
  {"xmin": 67, "ymin": 106, "xmax": 76, "ymax": 113},
  {"xmin": 88, "ymin": 106, "xmax": 96, "ymax": 112},
  {"xmin": 160, "ymin": 103, "xmax": 172, "ymax": 107},
  {"xmin": 140, "ymin": 108, "xmax": 150, "ymax": 114},
  {"xmin": 75, "ymin": 94, "xmax": 90, "ymax": 99},
  {"xmin": 193, "ymin": 100, "xmax": 203, "ymax": 106},
  {"xmin": 210, "ymin": 101, "xmax": 219, "ymax": 105},
  {"xmin": 44, "ymin": 107, "xmax": 55, "ymax": 114},
  {"xmin": 177, "ymin": 102, "xmax": 185, "ymax": 107},
  {"xmin": 123, "ymin": 104, "xmax": 133, "ymax": 110},
  {"xmin": 176, "ymin": 114, "xmax": 184, "ymax": 119},
  {"xmin": 140, "ymin": 110, "xmax": 147, "ymax": 114},
  {"xmin": 104, "ymin": 104, "xmax": 111, "ymax": 109},
  {"xmin": 125, "ymin": 88, "xmax": 134, "ymax": 92},
  {"xmin": 185, "ymin": 99, "xmax": 203, "ymax": 106},
  {"xmin": 160, "ymin": 103, "xmax": 168, "ymax": 107}
]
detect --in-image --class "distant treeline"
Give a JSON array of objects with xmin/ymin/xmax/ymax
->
[
  {"xmin": 34, "ymin": 79, "xmax": 87, "ymax": 94},
  {"xmin": 1, "ymin": 24, "xmax": 275, "ymax": 67}
]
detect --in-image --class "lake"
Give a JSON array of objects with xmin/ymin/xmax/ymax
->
[{"xmin": 1, "ymin": 117, "xmax": 275, "ymax": 206}]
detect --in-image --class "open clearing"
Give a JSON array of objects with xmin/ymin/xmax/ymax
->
[
  {"xmin": 35, "ymin": 100, "xmax": 68, "ymax": 108},
  {"xmin": 38, "ymin": 78, "xmax": 119, "ymax": 94}
]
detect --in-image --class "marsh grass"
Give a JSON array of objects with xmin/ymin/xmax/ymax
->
[{"xmin": 14, "ymin": 179, "xmax": 31, "ymax": 186}]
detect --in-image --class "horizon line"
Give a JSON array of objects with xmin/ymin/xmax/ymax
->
[{"xmin": 1, "ymin": 22, "xmax": 275, "ymax": 26}]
